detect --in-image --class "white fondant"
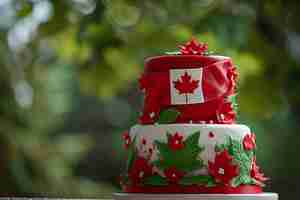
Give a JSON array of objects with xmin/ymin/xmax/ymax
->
[
  {"xmin": 130, "ymin": 124, "xmax": 251, "ymax": 175},
  {"xmin": 207, "ymin": 55, "xmax": 230, "ymax": 61},
  {"xmin": 170, "ymin": 68, "xmax": 204, "ymax": 105}
]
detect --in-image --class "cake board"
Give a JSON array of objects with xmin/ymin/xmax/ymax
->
[{"xmin": 113, "ymin": 193, "xmax": 278, "ymax": 200}]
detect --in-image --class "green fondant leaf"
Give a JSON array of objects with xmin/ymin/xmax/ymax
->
[
  {"xmin": 126, "ymin": 136, "xmax": 136, "ymax": 171},
  {"xmin": 153, "ymin": 131, "xmax": 205, "ymax": 172},
  {"xmin": 157, "ymin": 108, "xmax": 180, "ymax": 124},
  {"xmin": 215, "ymin": 136, "xmax": 231, "ymax": 153},
  {"xmin": 184, "ymin": 131, "xmax": 200, "ymax": 147},
  {"xmin": 143, "ymin": 175, "xmax": 169, "ymax": 186},
  {"xmin": 179, "ymin": 175, "xmax": 214, "ymax": 186},
  {"xmin": 228, "ymin": 93, "xmax": 239, "ymax": 114}
]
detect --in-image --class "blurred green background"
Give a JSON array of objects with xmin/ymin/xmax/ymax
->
[{"xmin": 0, "ymin": 0, "xmax": 299, "ymax": 199}]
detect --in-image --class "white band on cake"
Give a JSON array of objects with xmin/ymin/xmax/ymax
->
[{"xmin": 130, "ymin": 124, "xmax": 251, "ymax": 175}]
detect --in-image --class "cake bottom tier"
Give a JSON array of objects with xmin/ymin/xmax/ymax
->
[
  {"xmin": 120, "ymin": 124, "xmax": 268, "ymax": 192},
  {"xmin": 114, "ymin": 192, "xmax": 278, "ymax": 200}
]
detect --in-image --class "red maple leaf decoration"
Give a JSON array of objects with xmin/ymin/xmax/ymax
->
[
  {"xmin": 168, "ymin": 132, "xmax": 184, "ymax": 151},
  {"xmin": 208, "ymin": 149, "xmax": 239, "ymax": 185},
  {"xmin": 173, "ymin": 71, "xmax": 199, "ymax": 104},
  {"xmin": 164, "ymin": 166, "xmax": 185, "ymax": 184},
  {"xmin": 128, "ymin": 157, "xmax": 153, "ymax": 184},
  {"xmin": 179, "ymin": 38, "xmax": 208, "ymax": 55}
]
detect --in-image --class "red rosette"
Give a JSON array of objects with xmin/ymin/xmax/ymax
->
[
  {"xmin": 243, "ymin": 133, "xmax": 256, "ymax": 151},
  {"xmin": 179, "ymin": 38, "xmax": 208, "ymax": 55}
]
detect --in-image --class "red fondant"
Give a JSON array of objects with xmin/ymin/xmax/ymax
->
[
  {"xmin": 168, "ymin": 132, "xmax": 184, "ymax": 150},
  {"xmin": 243, "ymin": 133, "xmax": 256, "ymax": 151},
  {"xmin": 208, "ymin": 150, "xmax": 239, "ymax": 185},
  {"xmin": 123, "ymin": 184, "xmax": 262, "ymax": 193}
]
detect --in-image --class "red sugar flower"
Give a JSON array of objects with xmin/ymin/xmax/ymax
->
[
  {"xmin": 226, "ymin": 65, "xmax": 238, "ymax": 94},
  {"xmin": 208, "ymin": 149, "xmax": 239, "ymax": 185},
  {"xmin": 251, "ymin": 157, "xmax": 268, "ymax": 182},
  {"xmin": 139, "ymin": 112, "xmax": 155, "ymax": 124},
  {"xmin": 129, "ymin": 157, "xmax": 153, "ymax": 184},
  {"xmin": 164, "ymin": 166, "xmax": 185, "ymax": 184},
  {"xmin": 216, "ymin": 102, "xmax": 236, "ymax": 124},
  {"xmin": 179, "ymin": 39, "xmax": 208, "ymax": 55},
  {"xmin": 243, "ymin": 133, "xmax": 256, "ymax": 151},
  {"xmin": 168, "ymin": 132, "xmax": 184, "ymax": 151},
  {"xmin": 122, "ymin": 131, "xmax": 131, "ymax": 149}
]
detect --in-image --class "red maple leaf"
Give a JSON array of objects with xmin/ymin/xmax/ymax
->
[
  {"xmin": 173, "ymin": 71, "xmax": 199, "ymax": 103},
  {"xmin": 208, "ymin": 149, "xmax": 239, "ymax": 185}
]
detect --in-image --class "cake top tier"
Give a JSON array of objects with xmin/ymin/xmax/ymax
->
[{"xmin": 138, "ymin": 39, "xmax": 238, "ymax": 125}]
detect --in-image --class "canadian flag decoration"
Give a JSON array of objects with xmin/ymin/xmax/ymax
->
[{"xmin": 170, "ymin": 68, "xmax": 204, "ymax": 105}]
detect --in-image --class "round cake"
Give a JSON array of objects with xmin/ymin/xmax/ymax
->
[{"xmin": 118, "ymin": 39, "xmax": 273, "ymax": 196}]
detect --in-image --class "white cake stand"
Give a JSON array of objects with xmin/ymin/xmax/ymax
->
[{"xmin": 113, "ymin": 193, "xmax": 278, "ymax": 200}]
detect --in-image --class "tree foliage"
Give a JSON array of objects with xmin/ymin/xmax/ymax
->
[{"xmin": 0, "ymin": 0, "xmax": 299, "ymax": 198}]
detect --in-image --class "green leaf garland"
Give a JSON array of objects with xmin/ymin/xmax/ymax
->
[{"xmin": 228, "ymin": 94, "xmax": 239, "ymax": 116}]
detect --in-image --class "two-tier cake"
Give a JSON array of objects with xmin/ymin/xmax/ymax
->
[{"xmin": 115, "ymin": 39, "xmax": 278, "ymax": 200}]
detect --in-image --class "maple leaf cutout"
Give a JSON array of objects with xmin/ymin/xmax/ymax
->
[{"xmin": 173, "ymin": 71, "xmax": 199, "ymax": 104}]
